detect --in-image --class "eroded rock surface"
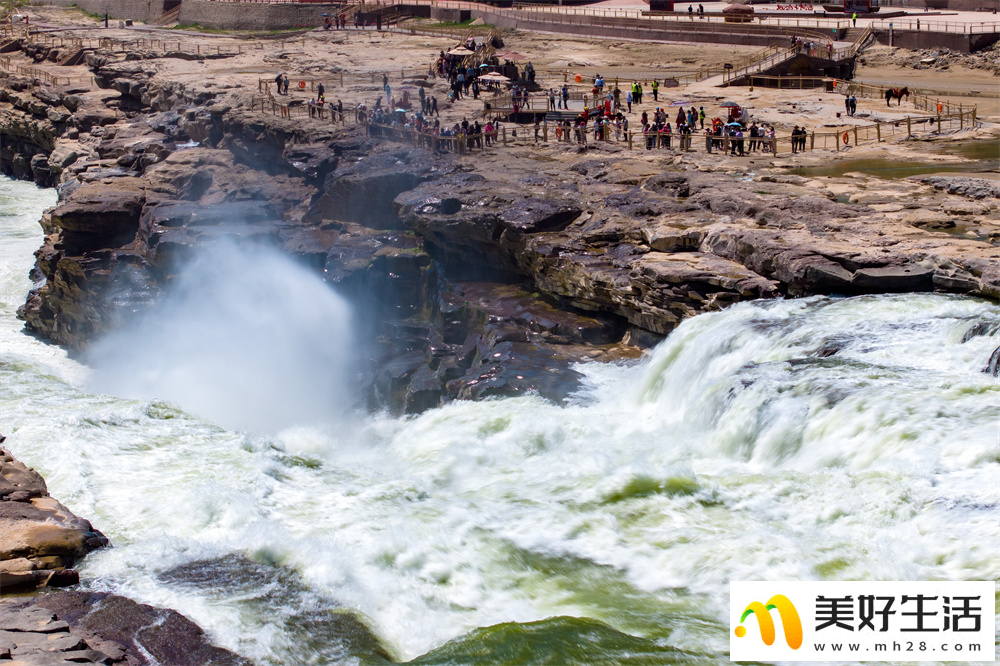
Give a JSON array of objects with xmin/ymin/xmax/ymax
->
[
  {"xmin": 0, "ymin": 593, "xmax": 250, "ymax": 665},
  {"xmin": 0, "ymin": 445, "xmax": 108, "ymax": 594}
]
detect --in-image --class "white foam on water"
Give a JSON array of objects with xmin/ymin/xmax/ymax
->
[{"xmin": 1, "ymin": 176, "xmax": 997, "ymax": 663}]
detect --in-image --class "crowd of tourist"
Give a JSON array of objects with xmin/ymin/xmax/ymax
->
[{"xmin": 278, "ymin": 49, "xmax": 821, "ymax": 156}]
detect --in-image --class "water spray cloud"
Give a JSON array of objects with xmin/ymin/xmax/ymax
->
[{"xmin": 87, "ymin": 240, "xmax": 353, "ymax": 433}]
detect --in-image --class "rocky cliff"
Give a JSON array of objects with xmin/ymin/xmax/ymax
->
[{"xmin": 3, "ymin": 47, "xmax": 999, "ymax": 414}]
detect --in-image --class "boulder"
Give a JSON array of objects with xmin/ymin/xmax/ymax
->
[{"xmin": 49, "ymin": 178, "xmax": 145, "ymax": 243}]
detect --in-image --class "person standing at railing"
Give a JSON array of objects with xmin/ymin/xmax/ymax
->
[
  {"xmin": 626, "ymin": 90, "xmax": 633, "ymax": 113},
  {"xmin": 561, "ymin": 84, "xmax": 569, "ymax": 110},
  {"xmin": 699, "ymin": 106, "xmax": 705, "ymax": 129}
]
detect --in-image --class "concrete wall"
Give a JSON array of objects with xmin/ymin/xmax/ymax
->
[
  {"xmin": 177, "ymin": 0, "xmax": 343, "ymax": 29},
  {"xmin": 33, "ymin": 0, "xmax": 343, "ymax": 28},
  {"xmin": 430, "ymin": 7, "xmax": 470, "ymax": 22},
  {"xmin": 875, "ymin": 28, "xmax": 998, "ymax": 52},
  {"xmin": 34, "ymin": 0, "xmax": 160, "ymax": 22},
  {"xmin": 470, "ymin": 9, "xmax": 828, "ymax": 48}
]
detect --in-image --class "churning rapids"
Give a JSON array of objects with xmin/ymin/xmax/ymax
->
[{"xmin": 1, "ymin": 176, "xmax": 998, "ymax": 665}]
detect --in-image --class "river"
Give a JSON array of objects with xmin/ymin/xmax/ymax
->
[{"xmin": 1, "ymin": 176, "xmax": 997, "ymax": 664}]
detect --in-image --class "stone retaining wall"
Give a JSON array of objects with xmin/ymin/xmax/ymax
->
[
  {"xmin": 38, "ymin": 0, "xmax": 161, "ymax": 23},
  {"xmin": 178, "ymin": 0, "xmax": 341, "ymax": 30},
  {"xmin": 875, "ymin": 28, "xmax": 998, "ymax": 53},
  {"xmin": 33, "ymin": 0, "xmax": 342, "ymax": 28}
]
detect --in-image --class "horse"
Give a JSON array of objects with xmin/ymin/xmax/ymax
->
[{"xmin": 885, "ymin": 86, "xmax": 909, "ymax": 106}]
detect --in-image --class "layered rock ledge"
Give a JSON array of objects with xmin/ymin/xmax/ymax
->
[
  {"xmin": 0, "ymin": 593, "xmax": 250, "ymax": 665},
  {"xmin": 0, "ymin": 443, "xmax": 108, "ymax": 594}
]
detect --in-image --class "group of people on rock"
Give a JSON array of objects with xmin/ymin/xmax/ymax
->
[
  {"xmin": 362, "ymin": 106, "xmax": 503, "ymax": 151},
  {"xmin": 273, "ymin": 73, "xmax": 290, "ymax": 95},
  {"xmin": 790, "ymin": 126, "xmax": 808, "ymax": 152},
  {"xmin": 417, "ymin": 86, "xmax": 440, "ymax": 117},
  {"xmin": 706, "ymin": 119, "xmax": 777, "ymax": 155},
  {"xmin": 844, "ymin": 94, "xmax": 858, "ymax": 116},
  {"xmin": 323, "ymin": 13, "xmax": 348, "ymax": 30},
  {"xmin": 308, "ymin": 96, "xmax": 344, "ymax": 120}
]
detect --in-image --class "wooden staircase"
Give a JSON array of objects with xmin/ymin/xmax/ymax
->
[
  {"xmin": 58, "ymin": 47, "xmax": 89, "ymax": 66},
  {"xmin": 151, "ymin": 5, "xmax": 181, "ymax": 27}
]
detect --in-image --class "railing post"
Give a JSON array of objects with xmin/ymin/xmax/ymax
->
[{"xmin": 906, "ymin": 116, "xmax": 911, "ymax": 136}]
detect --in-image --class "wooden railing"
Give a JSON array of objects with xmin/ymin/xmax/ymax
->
[
  {"xmin": 250, "ymin": 94, "xmax": 360, "ymax": 123},
  {"xmin": 256, "ymin": 64, "xmax": 431, "ymax": 95},
  {"xmin": 496, "ymin": 107, "xmax": 978, "ymax": 154},
  {"xmin": 25, "ymin": 33, "xmax": 273, "ymax": 54},
  {"xmin": 0, "ymin": 55, "xmax": 84, "ymax": 85},
  {"xmin": 835, "ymin": 79, "xmax": 978, "ymax": 116}
]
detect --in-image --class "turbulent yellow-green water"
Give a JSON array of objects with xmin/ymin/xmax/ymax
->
[{"xmin": 1, "ymin": 176, "xmax": 997, "ymax": 665}]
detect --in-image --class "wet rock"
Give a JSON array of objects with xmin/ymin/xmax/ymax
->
[
  {"xmin": 0, "ymin": 447, "xmax": 108, "ymax": 593},
  {"xmin": 987, "ymin": 346, "xmax": 1000, "ymax": 377},
  {"xmin": 2, "ymin": 590, "xmax": 247, "ymax": 666},
  {"xmin": 961, "ymin": 321, "xmax": 999, "ymax": 343},
  {"xmin": 452, "ymin": 340, "xmax": 587, "ymax": 403},
  {"xmin": 158, "ymin": 556, "xmax": 393, "ymax": 663},
  {"xmin": 0, "ymin": 449, "xmax": 47, "ymax": 500},
  {"xmin": 851, "ymin": 265, "xmax": 934, "ymax": 292}
]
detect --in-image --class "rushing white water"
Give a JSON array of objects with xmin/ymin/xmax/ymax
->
[{"xmin": 1, "ymin": 176, "xmax": 997, "ymax": 664}]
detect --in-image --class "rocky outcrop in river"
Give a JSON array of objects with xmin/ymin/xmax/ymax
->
[
  {"xmin": 0, "ymin": 593, "xmax": 250, "ymax": 665},
  {"xmin": 0, "ymin": 442, "xmax": 108, "ymax": 593}
]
